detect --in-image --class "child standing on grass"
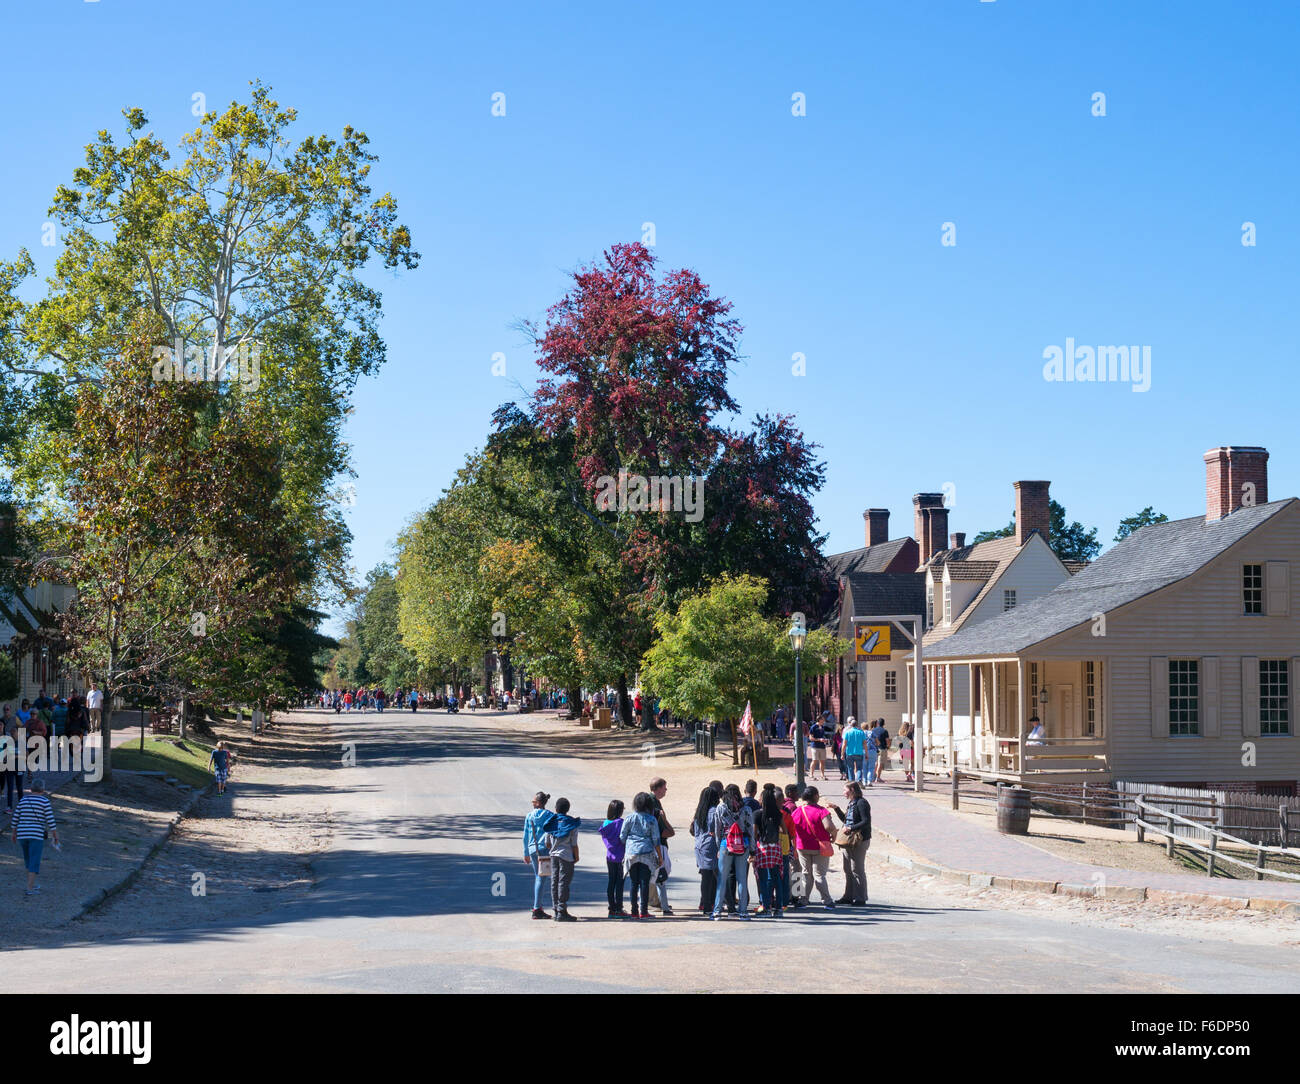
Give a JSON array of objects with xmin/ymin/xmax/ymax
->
[
  {"xmin": 209, "ymin": 741, "xmax": 231, "ymax": 794},
  {"xmin": 546, "ymin": 797, "xmax": 579, "ymax": 922},
  {"xmin": 599, "ymin": 800, "xmax": 627, "ymax": 918}
]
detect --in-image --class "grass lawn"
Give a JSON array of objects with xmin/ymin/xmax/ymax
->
[{"xmin": 112, "ymin": 737, "xmax": 216, "ymax": 790}]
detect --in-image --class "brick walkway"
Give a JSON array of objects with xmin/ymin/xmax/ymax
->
[{"xmin": 859, "ymin": 777, "xmax": 1300, "ymax": 903}]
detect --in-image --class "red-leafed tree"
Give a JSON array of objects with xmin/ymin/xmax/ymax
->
[{"xmin": 499, "ymin": 243, "xmax": 829, "ymax": 728}]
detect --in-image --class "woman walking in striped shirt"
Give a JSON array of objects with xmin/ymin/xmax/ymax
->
[{"xmin": 11, "ymin": 778, "xmax": 59, "ymax": 896}]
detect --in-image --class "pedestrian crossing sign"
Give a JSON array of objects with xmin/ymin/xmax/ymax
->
[{"xmin": 855, "ymin": 624, "xmax": 891, "ymax": 659}]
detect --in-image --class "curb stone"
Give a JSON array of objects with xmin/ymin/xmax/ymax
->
[
  {"xmin": 872, "ymin": 827, "xmax": 1294, "ymax": 915},
  {"xmin": 74, "ymin": 784, "xmax": 211, "ymax": 919}
]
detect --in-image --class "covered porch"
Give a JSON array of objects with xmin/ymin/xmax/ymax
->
[{"xmin": 902, "ymin": 655, "xmax": 1111, "ymax": 784}]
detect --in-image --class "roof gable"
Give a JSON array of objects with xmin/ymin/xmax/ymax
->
[{"xmin": 925, "ymin": 498, "xmax": 1297, "ymax": 660}]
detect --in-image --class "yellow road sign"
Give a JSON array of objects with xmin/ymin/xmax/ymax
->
[{"xmin": 855, "ymin": 624, "xmax": 891, "ymax": 659}]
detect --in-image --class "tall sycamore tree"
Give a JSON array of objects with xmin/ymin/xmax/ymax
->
[{"xmin": 45, "ymin": 326, "xmax": 292, "ymax": 779}]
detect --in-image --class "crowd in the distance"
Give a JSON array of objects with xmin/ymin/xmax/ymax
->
[{"xmin": 522, "ymin": 773, "xmax": 873, "ymax": 921}]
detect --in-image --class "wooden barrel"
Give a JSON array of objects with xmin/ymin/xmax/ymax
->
[{"xmin": 997, "ymin": 786, "xmax": 1031, "ymax": 835}]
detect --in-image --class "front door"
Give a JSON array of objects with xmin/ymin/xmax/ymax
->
[{"xmin": 1055, "ymin": 685, "xmax": 1075, "ymax": 737}]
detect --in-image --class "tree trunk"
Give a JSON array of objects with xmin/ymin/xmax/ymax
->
[
  {"xmin": 730, "ymin": 717, "xmax": 739, "ymax": 765},
  {"xmin": 640, "ymin": 693, "xmax": 656, "ymax": 731},
  {"xmin": 616, "ymin": 673, "xmax": 633, "ymax": 729},
  {"xmin": 566, "ymin": 686, "xmax": 581, "ymax": 720},
  {"xmin": 179, "ymin": 695, "xmax": 188, "ymax": 740}
]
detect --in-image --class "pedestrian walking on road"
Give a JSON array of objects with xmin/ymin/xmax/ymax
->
[
  {"xmin": 620, "ymin": 792, "xmax": 662, "ymax": 919},
  {"xmin": 792, "ymin": 786, "xmax": 836, "ymax": 909},
  {"xmin": 898, "ymin": 721, "xmax": 915, "ymax": 782},
  {"xmin": 1, "ymin": 706, "xmax": 23, "ymax": 812},
  {"xmin": 843, "ymin": 717, "xmax": 866, "ymax": 784},
  {"xmin": 808, "ymin": 716, "xmax": 829, "ymax": 781},
  {"xmin": 208, "ymin": 742, "xmax": 232, "ymax": 795},
  {"xmin": 546, "ymin": 797, "xmax": 579, "ymax": 922},
  {"xmin": 828, "ymin": 782, "xmax": 872, "ymax": 906},
  {"xmin": 690, "ymin": 785, "xmax": 720, "ymax": 912},
  {"xmin": 410, "ymin": 688, "xmax": 419, "ymax": 713},
  {"xmin": 600, "ymin": 800, "xmax": 628, "ymax": 918},
  {"xmin": 86, "ymin": 683, "xmax": 103, "ymax": 733},
  {"xmin": 868, "ymin": 720, "xmax": 890, "ymax": 783},
  {"xmin": 12, "ymin": 778, "xmax": 59, "ymax": 896}
]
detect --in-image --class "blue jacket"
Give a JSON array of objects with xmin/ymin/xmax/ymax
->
[
  {"xmin": 619, "ymin": 811, "xmax": 661, "ymax": 859},
  {"xmin": 691, "ymin": 819, "xmax": 718, "ymax": 869},
  {"xmin": 523, "ymin": 809, "xmax": 582, "ymax": 857}
]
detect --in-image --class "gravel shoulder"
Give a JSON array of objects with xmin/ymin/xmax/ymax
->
[{"xmin": 19, "ymin": 710, "xmax": 337, "ymax": 947}]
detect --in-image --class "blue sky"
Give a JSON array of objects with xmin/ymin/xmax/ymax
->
[{"xmin": 2, "ymin": 1, "xmax": 1298, "ymax": 632}]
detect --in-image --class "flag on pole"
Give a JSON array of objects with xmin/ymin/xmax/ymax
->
[{"xmin": 739, "ymin": 700, "xmax": 753, "ymax": 736}]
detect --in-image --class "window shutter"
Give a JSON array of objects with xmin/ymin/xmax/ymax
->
[
  {"xmin": 1241, "ymin": 656, "xmax": 1260, "ymax": 739},
  {"xmin": 1201, "ymin": 657, "xmax": 1220, "ymax": 737},
  {"xmin": 1266, "ymin": 561, "xmax": 1290, "ymax": 617},
  {"xmin": 1150, "ymin": 657, "xmax": 1168, "ymax": 738}
]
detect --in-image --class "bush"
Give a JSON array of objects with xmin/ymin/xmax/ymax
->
[{"xmin": 0, "ymin": 654, "xmax": 17, "ymax": 702}]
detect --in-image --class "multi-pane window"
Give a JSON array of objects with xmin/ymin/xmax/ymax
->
[
  {"xmin": 943, "ymin": 583, "xmax": 952, "ymax": 622},
  {"xmin": 1243, "ymin": 564, "xmax": 1264, "ymax": 614},
  {"xmin": 1169, "ymin": 659, "xmax": 1199, "ymax": 736},
  {"xmin": 1029, "ymin": 662, "xmax": 1039, "ymax": 709},
  {"xmin": 1260, "ymin": 660, "xmax": 1290, "ymax": 736},
  {"xmin": 1085, "ymin": 660, "xmax": 1096, "ymax": 736},
  {"xmin": 936, "ymin": 668, "xmax": 946, "ymax": 711},
  {"xmin": 927, "ymin": 584, "xmax": 934, "ymax": 626},
  {"xmin": 1004, "ymin": 589, "xmax": 1016, "ymax": 612},
  {"xmin": 884, "ymin": 670, "xmax": 897, "ymax": 702}
]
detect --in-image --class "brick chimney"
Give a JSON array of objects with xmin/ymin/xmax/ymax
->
[
  {"xmin": 1013, "ymin": 481, "xmax": 1051, "ymax": 547},
  {"xmin": 1205, "ymin": 446, "xmax": 1269, "ymax": 521},
  {"xmin": 951, "ymin": 532, "xmax": 966, "ymax": 550},
  {"xmin": 863, "ymin": 508, "xmax": 890, "ymax": 549},
  {"xmin": 912, "ymin": 493, "xmax": 948, "ymax": 566}
]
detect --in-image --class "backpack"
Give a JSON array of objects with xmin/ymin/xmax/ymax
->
[{"xmin": 725, "ymin": 816, "xmax": 747, "ymax": 855}]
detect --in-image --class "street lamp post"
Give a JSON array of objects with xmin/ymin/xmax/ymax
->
[{"xmin": 790, "ymin": 612, "xmax": 807, "ymax": 792}]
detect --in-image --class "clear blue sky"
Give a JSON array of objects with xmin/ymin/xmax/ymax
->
[{"xmin": 2, "ymin": 1, "xmax": 1297, "ymax": 633}]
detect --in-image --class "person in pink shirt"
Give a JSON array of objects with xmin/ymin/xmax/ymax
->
[{"xmin": 791, "ymin": 786, "xmax": 836, "ymax": 910}]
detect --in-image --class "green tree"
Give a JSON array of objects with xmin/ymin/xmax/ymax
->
[
  {"xmin": 48, "ymin": 328, "xmax": 293, "ymax": 778},
  {"xmin": 0, "ymin": 82, "xmax": 419, "ymax": 655},
  {"xmin": 640, "ymin": 574, "xmax": 845, "ymax": 764},
  {"xmin": 971, "ymin": 498, "xmax": 1101, "ymax": 564},
  {"xmin": 0, "ymin": 654, "xmax": 17, "ymax": 702},
  {"xmin": 1114, "ymin": 506, "xmax": 1168, "ymax": 542}
]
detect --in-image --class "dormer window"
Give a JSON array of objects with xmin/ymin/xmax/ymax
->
[{"xmin": 943, "ymin": 583, "xmax": 952, "ymax": 623}]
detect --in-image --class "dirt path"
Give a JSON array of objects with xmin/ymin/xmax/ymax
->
[{"xmin": 27, "ymin": 711, "xmax": 337, "ymax": 946}]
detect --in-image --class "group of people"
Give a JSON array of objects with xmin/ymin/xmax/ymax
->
[
  {"xmin": 805, "ymin": 714, "xmax": 915, "ymax": 785},
  {"xmin": 521, "ymin": 773, "xmax": 875, "ymax": 921},
  {"xmin": 323, "ymin": 687, "xmax": 425, "ymax": 713}
]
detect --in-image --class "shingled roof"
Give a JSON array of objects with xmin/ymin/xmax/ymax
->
[
  {"xmin": 845, "ymin": 572, "xmax": 926, "ymax": 623},
  {"xmin": 826, "ymin": 537, "xmax": 914, "ymax": 578},
  {"xmin": 924, "ymin": 499, "xmax": 1296, "ymax": 660}
]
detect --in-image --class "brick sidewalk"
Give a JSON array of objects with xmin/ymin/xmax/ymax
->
[{"xmin": 858, "ymin": 777, "xmax": 1300, "ymax": 904}]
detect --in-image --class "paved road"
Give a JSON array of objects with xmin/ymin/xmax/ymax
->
[{"xmin": 9, "ymin": 708, "xmax": 1300, "ymax": 993}]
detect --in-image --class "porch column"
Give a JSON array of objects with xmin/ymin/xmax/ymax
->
[
  {"xmin": 969, "ymin": 661, "xmax": 977, "ymax": 768},
  {"xmin": 1016, "ymin": 657, "xmax": 1027, "ymax": 774},
  {"xmin": 946, "ymin": 663, "xmax": 954, "ymax": 768}
]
